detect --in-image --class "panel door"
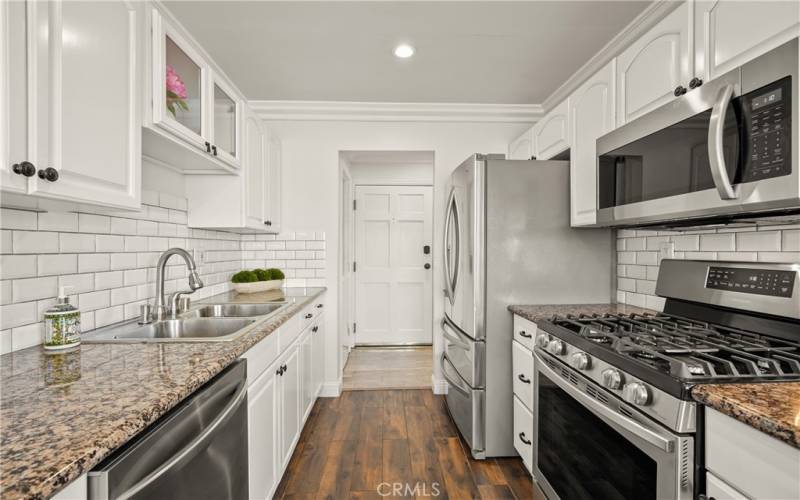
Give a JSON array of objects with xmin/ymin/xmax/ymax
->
[
  {"xmin": 508, "ymin": 127, "xmax": 534, "ymax": 160},
  {"xmin": 569, "ymin": 60, "xmax": 616, "ymax": 227},
  {"xmin": 264, "ymin": 135, "xmax": 282, "ymax": 233},
  {"xmin": 312, "ymin": 317, "xmax": 325, "ymax": 395},
  {"xmin": 354, "ymin": 185, "xmax": 433, "ymax": 345},
  {"xmin": 279, "ymin": 347, "xmax": 300, "ymax": 468},
  {"xmin": 209, "ymin": 72, "xmax": 241, "ymax": 168},
  {"xmin": 616, "ymin": 1, "xmax": 692, "ymax": 126},
  {"xmin": 534, "ymin": 99, "xmax": 570, "ymax": 160},
  {"xmin": 300, "ymin": 330, "xmax": 314, "ymax": 419},
  {"xmin": 248, "ymin": 367, "xmax": 277, "ymax": 500},
  {"xmin": 27, "ymin": 0, "xmax": 141, "ymax": 209},
  {"xmin": 243, "ymin": 108, "xmax": 265, "ymax": 229},
  {"xmin": 1, "ymin": 0, "xmax": 29, "ymax": 194},
  {"xmin": 695, "ymin": 0, "xmax": 800, "ymax": 82}
]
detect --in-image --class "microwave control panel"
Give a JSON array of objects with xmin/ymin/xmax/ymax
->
[
  {"xmin": 706, "ymin": 266, "xmax": 796, "ymax": 298},
  {"xmin": 743, "ymin": 77, "xmax": 791, "ymax": 182}
]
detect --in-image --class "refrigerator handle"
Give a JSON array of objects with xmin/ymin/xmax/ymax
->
[
  {"xmin": 450, "ymin": 190, "xmax": 461, "ymax": 300},
  {"xmin": 443, "ymin": 188, "xmax": 456, "ymax": 303}
]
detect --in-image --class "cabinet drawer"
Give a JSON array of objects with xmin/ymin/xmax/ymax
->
[
  {"xmin": 512, "ymin": 340, "xmax": 533, "ymax": 410},
  {"xmin": 300, "ymin": 300, "xmax": 324, "ymax": 331},
  {"xmin": 512, "ymin": 315, "xmax": 536, "ymax": 351},
  {"xmin": 706, "ymin": 472, "xmax": 749, "ymax": 500},
  {"xmin": 242, "ymin": 328, "xmax": 278, "ymax": 385},
  {"xmin": 513, "ymin": 395, "xmax": 533, "ymax": 473},
  {"xmin": 278, "ymin": 313, "xmax": 302, "ymax": 352}
]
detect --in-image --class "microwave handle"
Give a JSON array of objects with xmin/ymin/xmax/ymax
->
[{"xmin": 708, "ymin": 83, "xmax": 739, "ymax": 200}]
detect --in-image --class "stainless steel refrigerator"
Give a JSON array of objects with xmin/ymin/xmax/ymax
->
[{"xmin": 440, "ymin": 154, "xmax": 613, "ymax": 458}]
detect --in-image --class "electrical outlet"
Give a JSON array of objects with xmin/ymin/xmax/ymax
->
[
  {"xmin": 659, "ymin": 241, "xmax": 674, "ymax": 260},
  {"xmin": 193, "ymin": 249, "xmax": 205, "ymax": 265}
]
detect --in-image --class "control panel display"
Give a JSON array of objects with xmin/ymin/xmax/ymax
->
[
  {"xmin": 706, "ymin": 266, "xmax": 795, "ymax": 298},
  {"xmin": 743, "ymin": 77, "xmax": 791, "ymax": 182}
]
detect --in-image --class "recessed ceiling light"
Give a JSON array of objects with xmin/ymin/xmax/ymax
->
[{"xmin": 394, "ymin": 44, "xmax": 415, "ymax": 59}]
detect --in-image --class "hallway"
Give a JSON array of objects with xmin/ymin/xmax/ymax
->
[
  {"xmin": 342, "ymin": 347, "xmax": 433, "ymax": 390},
  {"xmin": 274, "ymin": 389, "xmax": 537, "ymax": 499}
]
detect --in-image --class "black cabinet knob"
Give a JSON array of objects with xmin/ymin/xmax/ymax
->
[
  {"xmin": 12, "ymin": 161, "xmax": 36, "ymax": 177},
  {"xmin": 305, "ymin": 313, "xmax": 313, "ymax": 319},
  {"xmin": 312, "ymin": 326, "xmax": 318, "ymax": 332},
  {"xmin": 424, "ymin": 263, "xmax": 431, "ymax": 269},
  {"xmin": 688, "ymin": 77, "xmax": 703, "ymax": 89},
  {"xmin": 37, "ymin": 167, "xmax": 59, "ymax": 182},
  {"xmin": 276, "ymin": 368, "xmax": 283, "ymax": 376},
  {"xmin": 264, "ymin": 220, "xmax": 272, "ymax": 226},
  {"xmin": 205, "ymin": 141, "xmax": 211, "ymax": 153},
  {"xmin": 674, "ymin": 85, "xmax": 687, "ymax": 97},
  {"xmin": 316, "ymin": 304, "xmax": 323, "ymax": 308},
  {"xmin": 281, "ymin": 364, "xmax": 287, "ymax": 372},
  {"xmin": 212, "ymin": 145, "xmax": 217, "ymax": 156}
]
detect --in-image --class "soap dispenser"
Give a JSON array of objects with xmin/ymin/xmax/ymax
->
[{"xmin": 43, "ymin": 286, "xmax": 81, "ymax": 350}]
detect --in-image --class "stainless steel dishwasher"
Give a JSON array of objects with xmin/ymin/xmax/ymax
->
[{"xmin": 88, "ymin": 360, "xmax": 248, "ymax": 500}]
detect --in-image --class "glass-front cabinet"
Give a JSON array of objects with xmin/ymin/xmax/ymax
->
[{"xmin": 148, "ymin": 7, "xmax": 241, "ymax": 171}]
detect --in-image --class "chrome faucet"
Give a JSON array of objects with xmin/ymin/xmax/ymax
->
[{"xmin": 152, "ymin": 248, "xmax": 203, "ymax": 320}]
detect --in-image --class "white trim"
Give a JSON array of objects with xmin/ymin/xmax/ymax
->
[
  {"xmin": 432, "ymin": 375, "xmax": 448, "ymax": 395},
  {"xmin": 541, "ymin": 0, "xmax": 680, "ymax": 111},
  {"xmin": 319, "ymin": 378, "xmax": 342, "ymax": 397},
  {"xmin": 250, "ymin": 100, "xmax": 543, "ymax": 123}
]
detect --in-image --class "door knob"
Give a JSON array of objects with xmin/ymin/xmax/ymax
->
[
  {"xmin": 12, "ymin": 161, "xmax": 36, "ymax": 177},
  {"xmin": 37, "ymin": 167, "xmax": 59, "ymax": 182},
  {"xmin": 424, "ymin": 263, "xmax": 431, "ymax": 269}
]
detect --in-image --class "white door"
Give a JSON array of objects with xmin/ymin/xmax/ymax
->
[
  {"xmin": 28, "ymin": 0, "xmax": 141, "ymax": 209},
  {"xmin": 354, "ymin": 185, "xmax": 433, "ymax": 345},
  {"xmin": 248, "ymin": 368, "xmax": 278, "ymax": 500}
]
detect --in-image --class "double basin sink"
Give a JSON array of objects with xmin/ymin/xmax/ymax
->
[{"xmin": 83, "ymin": 303, "xmax": 288, "ymax": 343}]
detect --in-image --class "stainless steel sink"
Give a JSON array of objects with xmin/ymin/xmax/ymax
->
[
  {"xmin": 83, "ymin": 317, "xmax": 256, "ymax": 343},
  {"xmin": 182, "ymin": 303, "xmax": 287, "ymax": 318}
]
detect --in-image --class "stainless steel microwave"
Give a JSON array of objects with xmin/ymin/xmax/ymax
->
[{"xmin": 595, "ymin": 38, "xmax": 799, "ymax": 228}]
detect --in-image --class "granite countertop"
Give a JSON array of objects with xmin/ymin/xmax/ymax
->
[
  {"xmin": 508, "ymin": 303, "xmax": 655, "ymax": 322},
  {"xmin": 692, "ymin": 382, "xmax": 800, "ymax": 449},
  {"xmin": 0, "ymin": 287, "xmax": 325, "ymax": 500}
]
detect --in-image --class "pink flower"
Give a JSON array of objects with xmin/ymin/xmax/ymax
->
[{"xmin": 166, "ymin": 65, "xmax": 187, "ymax": 99}]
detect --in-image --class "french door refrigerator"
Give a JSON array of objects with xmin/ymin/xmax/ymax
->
[{"xmin": 440, "ymin": 154, "xmax": 613, "ymax": 458}]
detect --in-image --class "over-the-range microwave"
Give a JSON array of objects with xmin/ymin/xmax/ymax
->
[{"xmin": 594, "ymin": 38, "xmax": 799, "ymax": 228}]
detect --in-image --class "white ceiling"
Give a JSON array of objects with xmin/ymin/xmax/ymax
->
[{"xmin": 166, "ymin": 1, "xmax": 651, "ymax": 104}]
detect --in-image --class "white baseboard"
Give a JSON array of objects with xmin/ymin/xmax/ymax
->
[
  {"xmin": 432, "ymin": 375, "xmax": 448, "ymax": 395},
  {"xmin": 319, "ymin": 377, "xmax": 343, "ymax": 397}
]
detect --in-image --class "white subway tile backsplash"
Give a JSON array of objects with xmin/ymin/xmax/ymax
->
[
  {"xmin": 110, "ymin": 217, "xmax": 138, "ymax": 235},
  {"xmin": 95, "ymin": 271, "xmax": 124, "ymax": 290},
  {"xmin": 672, "ymin": 235, "xmax": 699, "ymax": 251},
  {"xmin": 1, "ymin": 209, "xmax": 37, "ymax": 230},
  {"xmin": 1, "ymin": 230, "xmax": 11, "ymax": 253},
  {"xmin": 757, "ymin": 251, "xmax": 800, "ymax": 262},
  {"xmin": 783, "ymin": 230, "xmax": 800, "ymax": 251},
  {"xmin": 124, "ymin": 236, "xmax": 148, "ymax": 252},
  {"xmin": 96, "ymin": 235, "xmax": 124, "ymax": 252},
  {"xmin": 12, "ymin": 276, "xmax": 57, "ymax": 302},
  {"xmin": 736, "ymin": 231, "xmax": 781, "ymax": 252},
  {"xmin": 95, "ymin": 306, "xmax": 124, "ymax": 328},
  {"xmin": 14, "ymin": 231, "xmax": 59, "ymax": 254},
  {"xmin": 1, "ymin": 255, "xmax": 37, "ymax": 279},
  {"xmin": 11, "ymin": 323, "xmax": 42, "ymax": 351},
  {"xmin": 58, "ymin": 273, "xmax": 95, "ymax": 294},
  {"xmin": 110, "ymin": 253, "xmax": 138, "ymax": 270},
  {"xmin": 699, "ymin": 233, "xmax": 735, "ymax": 252},
  {"xmin": 78, "ymin": 290, "xmax": 110, "ymax": 311},
  {"xmin": 78, "ymin": 254, "xmax": 110, "ymax": 273},
  {"xmin": 37, "ymin": 254, "xmax": 77, "ymax": 276},
  {"xmin": 1, "ymin": 302, "xmax": 38, "ymax": 329},
  {"xmin": 38, "ymin": 212, "xmax": 78, "ymax": 232},
  {"xmin": 59, "ymin": 233, "xmax": 95, "ymax": 253},
  {"xmin": 78, "ymin": 214, "xmax": 110, "ymax": 234}
]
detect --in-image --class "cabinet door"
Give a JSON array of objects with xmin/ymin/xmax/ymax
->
[
  {"xmin": 279, "ymin": 347, "xmax": 300, "ymax": 468},
  {"xmin": 243, "ymin": 109, "xmax": 265, "ymax": 229},
  {"xmin": 209, "ymin": 73, "xmax": 241, "ymax": 168},
  {"xmin": 695, "ymin": 0, "xmax": 800, "ymax": 83},
  {"xmin": 533, "ymin": 99, "xmax": 570, "ymax": 160},
  {"xmin": 706, "ymin": 472, "xmax": 748, "ymax": 500},
  {"xmin": 616, "ymin": 1, "xmax": 692, "ymax": 126},
  {"xmin": 264, "ymin": 135, "xmax": 282, "ymax": 233},
  {"xmin": 301, "ymin": 330, "xmax": 314, "ymax": 419},
  {"xmin": 312, "ymin": 318, "xmax": 325, "ymax": 396},
  {"xmin": 27, "ymin": 0, "xmax": 141, "ymax": 209},
  {"xmin": 513, "ymin": 396, "xmax": 533, "ymax": 474},
  {"xmin": 151, "ymin": 8, "xmax": 207, "ymax": 150},
  {"xmin": 507, "ymin": 127, "xmax": 534, "ymax": 160},
  {"xmin": 1, "ymin": 0, "xmax": 29, "ymax": 194},
  {"xmin": 569, "ymin": 61, "xmax": 615, "ymax": 227},
  {"xmin": 248, "ymin": 367, "xmax": 278, "ymax": 500}
]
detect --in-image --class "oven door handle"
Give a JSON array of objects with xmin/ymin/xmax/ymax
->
[
  {"xmin": 535, "ymin": 351, "xmax": 675, "ymax": 453},
  {"xmin": 708, "ymin": 83, "xmax": 739, "ymax": 200}
]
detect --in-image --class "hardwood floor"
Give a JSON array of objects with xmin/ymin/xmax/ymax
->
[
  {"xmin": 274, "ymin": 389, "xmax": 540, "ymax": 499},
  {"xmin": 342, "ymin": 347, "xmax": 433, "ymax": 390}
]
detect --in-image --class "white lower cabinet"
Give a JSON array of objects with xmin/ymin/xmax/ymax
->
[
  {"xmin": 513, "ymin": 396, "xmax": 534, "ymax": 473},
  {"xmin": 706, "ymin": 472, "xmax": 749, "ymax": 500},
  {"xmin": 511, "ymin": 316, "xmax": 535, "ymax": 476},
  {"xmin": 278, "ymin": 345, "xmax": 301, "ymax": 470},
  {"xmin": 300, "ymin": 328, "xmax": 314, "ymax": 420},
  {"xmin": 312, "ymin": 315, "xmax": 325, "ymax": 396},
  {"xmin": 247, "ymin": 365, "xmax": 278, "ymax": 500}
]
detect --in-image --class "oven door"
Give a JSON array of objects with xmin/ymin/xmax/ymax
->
[{"xmin": 532, "ymin": 350, "xmax": 694, "ymax": 500}]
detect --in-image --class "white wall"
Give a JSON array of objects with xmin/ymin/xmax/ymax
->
[
  {"xmin": 349, "ymin": 162, "xmax": 434, "ymax": 185},
  {"xmin": 264, "ymin": 119, "xmax": 529, "ymax": 390}
]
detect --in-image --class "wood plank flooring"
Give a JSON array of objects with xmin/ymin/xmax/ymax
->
[
  {"xmin": 274, "ymin": 389, "xmax": 541, "ymax": 500},
  {"xmin": 343, "ymin": 348, "xmax": 433, "ymax": 390}
]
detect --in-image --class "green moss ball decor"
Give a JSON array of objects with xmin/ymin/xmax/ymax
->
[
  {"xmin": 231, "ymin": 270, "xmax": 258, "ymax": 283},
  {"xmin": 267, "ymin": 268, "xmax": 285, "ymax": 280},
  {"xmin": 253, "ymin": 269, "xmax": 270, "ymax": 281}
]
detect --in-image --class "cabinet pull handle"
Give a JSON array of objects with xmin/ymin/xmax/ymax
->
[
  {"xmin": 519, "ymin": 330, "xmax": 532, "ymax": 338},
  {"xmin": 211, "ymin": 145, "xmax": 217, "ymax": 156},
  {"xmin": 264, "ymin": 220, "xmax": 272, "ymax": 226},
  {"xmin": 673, "ymin": 85, "xmax": 687, "ymax": 97},
  {"xmin": 37, "ymin": 167, "xmax": 59, "ymax": 182},
  {"xmin": 688, "ymin": 77, "xmax": 703, "ymax": 89},
  {"xmin": 12, "ymin": 161, "xmax": 36, "ymax": 177},
  {"xmin": 518, "ymin": 374, "xmax": 531, "ymax": 384},
  {"xmin": 316, "ymin": 304, "xmax": 323, "ymax": 308},
  {"xmin": 276, "ymin": 368, "xmax": 283, "ymax": 376},
  {"xmin": 282, "ymin": 364, "xmax": 287, "ymax": 372},
  {"xmin": 205, "ymin": 141, "xmax": 211, "ymax": 153},
  {"xmin": 312, "ymin": 326, "xmax": 318, "ymax": 332},
  {"xmin": 519, "ymin": 432, "xmax": 531, "ymax": 445},
  {"xmin": 305, "ymin": 313, "xmax": 313, "ymax": 319}
]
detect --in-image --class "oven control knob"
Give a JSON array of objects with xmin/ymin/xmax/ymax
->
[
  {"xmin": 622, "ymin": 382, "xmax": 651, "ymax": 406},
  {"xmin": 601, "ymin": 368, "xmax": 624, "ymax": 390},
  {"xmin": 570, "ymin": 352, "xmax": 591, "ymax": 370},
  {"xmin": 546, "ymin": 339, "xmax": 565, "ymax": 356},
  {"xmin": 535, "ymin": 333, "xmax": 550, "ymax": 349}
]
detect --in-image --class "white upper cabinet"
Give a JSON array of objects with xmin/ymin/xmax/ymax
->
[
  {"xmin": 265, "ymin": 136, "xmax": 282, "ymax": 233},
  {"xmin": 695, "ymin": 0, "xmax": 800, "ymax": 83},
  {"xmin": 2, "ymin": 0, "xmax": 141, "ymax": 210},
  {"xmin": 144, "ymin": 5, "xmax": 242, "ymax": 173},
  {"xmin": 569, "ymin": 61, "xmax": 615, "ymax": 227},
  {"xmin": 507, "ymin": 127, "xmax": 535, "ymax": 160},
  {"xmin": 616, "ymin": 1, "xmax": 692, "ymax": 126},
  {"xmin": 532, "ymin": 98, "xmax": 570, "ymax": 160},
  {"xmin": 244, "ymin": 109, "xmax": 266, "ymax": 229}
]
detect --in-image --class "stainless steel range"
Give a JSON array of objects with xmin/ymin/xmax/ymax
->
[{"xmin": 531, "ymin": 259, "xmax": 800, "ymax": 500}]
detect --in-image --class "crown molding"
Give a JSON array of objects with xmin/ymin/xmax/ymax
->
[
  {"xmin": 250, "ymin": 100, "xmax": 543, "ymax": 123},
  {"xmin": 541, "ymin": 0, "xmax": 680, "ymax": 111}
]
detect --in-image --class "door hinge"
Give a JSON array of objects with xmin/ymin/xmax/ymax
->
[
  {"xmin": 353, "ymin": 199, "xmax": 356, "ymax": 210},
  {"xmin": 353, "ymin": 261, "xmax": 357, "ymax": 272},
  {"xmin": 353, "ymin": 322, "xmax": 357, "ymax": 333}
]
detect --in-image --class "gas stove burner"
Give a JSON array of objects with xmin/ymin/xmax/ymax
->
[{"xmin": 631, "ymin": 350, "xmax": 657, "ymax": 360}]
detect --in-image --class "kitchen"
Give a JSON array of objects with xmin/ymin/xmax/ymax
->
[{"xmin": 1, "ymin": 1, "xmax": 799, "ymax": 499}]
